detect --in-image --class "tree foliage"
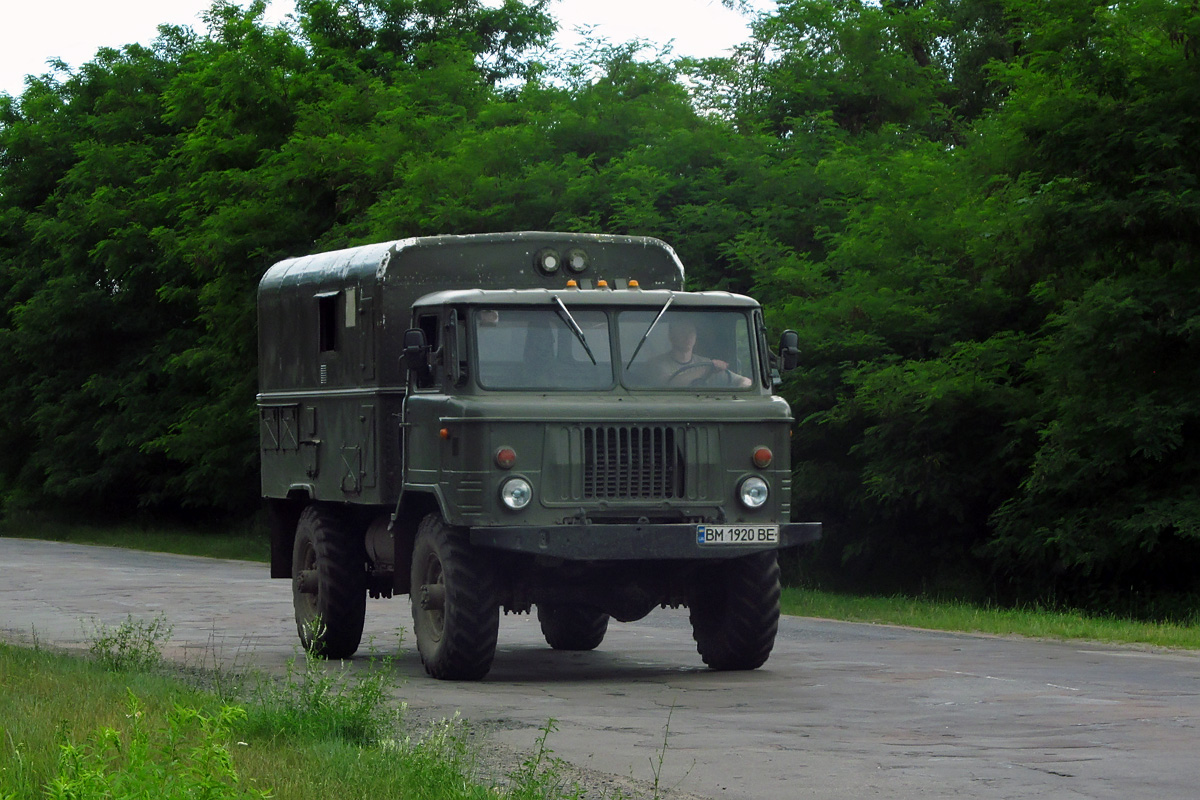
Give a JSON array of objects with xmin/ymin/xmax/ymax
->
[{"xmin": 1, "ymin": 0, "xmax": 1197, "ymax": 607}]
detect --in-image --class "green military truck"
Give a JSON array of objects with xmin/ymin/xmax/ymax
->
[{"xmin": 258, "ymin": 231, "xmax": 819, "ymax": 680}]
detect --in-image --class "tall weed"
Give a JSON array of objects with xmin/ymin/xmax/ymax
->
[
  {"xmin": 86, "ymin": 614, "xmax": 173, "ymax": 672},
  {"xmin": 240, "ymin": 627, "xmax": 400, "ymax": 747},
  {"xmin": 506, "ymin": 719, "xmax": 585, "ymax": 800}
]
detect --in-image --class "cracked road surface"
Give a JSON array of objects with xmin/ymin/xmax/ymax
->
[{"xmin": 3, "ymin": 538, "xmax": 1199, "ymax": 799}]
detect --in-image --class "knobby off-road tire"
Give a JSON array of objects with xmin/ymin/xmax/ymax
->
[
  {"xmin": 411, "ymin": 513, "xmax": 500, "ymax": 680},
  {"xmin": 688, "ymin": 551, "xmax": 781, "ymax": 671},
  {"xmin": 291, "ymin": 504, "xmax": 368, "ymax": 659},
  {"xmin": 536, "ymin": 603, "xmax": 610, "ymax": 651}
]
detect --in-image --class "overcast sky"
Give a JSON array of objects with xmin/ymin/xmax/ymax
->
[{"xmin": 0, "ymin": 0, "xmax": 772, "ymax": 100}]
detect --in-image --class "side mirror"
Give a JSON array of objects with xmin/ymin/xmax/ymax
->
[
  {"xmin": 400, "ymin": 328, "xmax": 430, "ymax": 376},
  {"xmin": 779, "ymin": 330, "xmax": 800, "ymax": 372}
]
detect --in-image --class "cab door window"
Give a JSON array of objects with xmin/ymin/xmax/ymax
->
[{"xmin": 413, "ymin": 312, "xmax": 440, "ymax": 390}]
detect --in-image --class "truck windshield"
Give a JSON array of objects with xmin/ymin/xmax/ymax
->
[
  {"xmin": 473, "ymin": 306, "xmax": 758, "ymax": 391},
  {"xmin": 475, "ymin": 308, "xmax": 614, "ymax": 390},
  {"xmin": 620, "ymin": 309, "xmax": 756, "ymax": 390}
]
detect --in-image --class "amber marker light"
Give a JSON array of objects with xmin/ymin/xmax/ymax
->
[
  {"xmin": 752, "ymin": 446, "xmax": 773, "ymax": 469},
  {"xmin": 628, "ymin": 279, "xmax": 640, "ymax": 288},
  {"xmin": 495, "ymin": 447, "xmax": 517, "ymax": 469},
  {"xmin": 566, "ymin": 279, "xmax": 579, "ymax": 288},
  {"xmin": 597, "ymin": 279, "xmax": 609, "ymax": 288},
  {"xmin": 439, "ymin": 428, "xmax": 450, "ymax": 440}
]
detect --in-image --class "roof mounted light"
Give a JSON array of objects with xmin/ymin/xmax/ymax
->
[
  {"xmin": 565, "ymin": 248, "xmax": 590, "ymax": 273},
  {"xmin": 535, "ymin": 248, "xmax": 561, "ymax": 275}
]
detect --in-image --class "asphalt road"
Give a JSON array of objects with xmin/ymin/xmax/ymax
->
[{"xmin": 3, "ymin": 537, "xmax": 1199, "ymax": 799}]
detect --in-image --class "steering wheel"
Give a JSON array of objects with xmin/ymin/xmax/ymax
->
[{"xmin": 668, "ymin": 360, "xmax": 734, "ymax": 387}]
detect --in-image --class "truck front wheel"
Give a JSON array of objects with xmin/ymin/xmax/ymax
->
[
  {"xmin": 537, "ymin": 604, "xmax": 610, "ymax": 651},
  {"xmin": 688, "ymin": 551, "xmax": 781, "ymax": 671},
  {"xmin": 292, "ymin": 504, "xmax": 367, "ymax": 659},
  {"xmin": 410, "ymin": 514, "xmax": 499, "ymax": 680}
]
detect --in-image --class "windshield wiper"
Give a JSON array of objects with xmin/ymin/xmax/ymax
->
[
  {"xmin": 624, "ymin": 294, "xmax": 674, "ymax": 370},
  {"xmin": 553, "ymin": 296, "xmax": 598, "ymax": 365}
]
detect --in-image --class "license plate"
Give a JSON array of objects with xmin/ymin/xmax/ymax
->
[{"xmin": 697, "ymin": 525, "xmax": 779, "ymax": 545}]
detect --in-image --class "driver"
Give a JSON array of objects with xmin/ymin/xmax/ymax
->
[{"xmin": 649, "ymin": 320, "xmax": 752, "ymax": 387}]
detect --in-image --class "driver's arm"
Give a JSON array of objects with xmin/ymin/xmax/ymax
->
[{"xmin": 710, "ymin": 358, "xmax": 753, "ymax": 387}]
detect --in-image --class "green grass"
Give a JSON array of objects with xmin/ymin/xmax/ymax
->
[
  {"xmin": 782, "ymin": 587, "xmax": 1200, "ymax": 650},
  {"xmin": 0, "ymin": 623, "xmax": 586, "ymax": 800},
  {"xmin": 0, "ymin": 639, "xmax": 227, "ymax": 798},
  {"xmin": 0, "ymin": 513, "xmax": 268, "ymax": 563}
]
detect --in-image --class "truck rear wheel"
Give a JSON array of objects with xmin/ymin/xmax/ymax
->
[
  {"xmin": 292, "ymin": 504, "xmax": 367, "ymax": 659},
  {"xmin": 537, "ymin": 604, "xmax": 610, "ymax": 651},
  {"xmin": 688, "ymin": 551, "xmax": 781, "ymax": 671},
  {"xmin": 411, "ymin": 513, "xmax": 499, "ymax": 680}
]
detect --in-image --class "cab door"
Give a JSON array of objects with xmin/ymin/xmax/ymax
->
[{"xmin": 402, "ymin": 306, "xmax": 466, "ymax": 490}]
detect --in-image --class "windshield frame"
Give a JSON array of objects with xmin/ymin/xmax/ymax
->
[{"xmin": 466, "ymin": 302, "xmax": 762, "ymax": 393}]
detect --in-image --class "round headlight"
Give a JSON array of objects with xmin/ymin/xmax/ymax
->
[
  {"xmin": 500, "ymin": 477, "xmax": 533, "ymax": 510},
  {"xmin": 739, "ymin": 476, "xmax": 769, "ymax": 509}
]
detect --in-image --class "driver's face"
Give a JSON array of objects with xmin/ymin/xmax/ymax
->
[{"xmin": 670, "ymin": 324, "xmax": 696, "ymax": 351}]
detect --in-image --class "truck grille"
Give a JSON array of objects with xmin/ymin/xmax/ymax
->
[{"xmin": 582, "ymin": 425, "xmax": 683, "ymax": 499}]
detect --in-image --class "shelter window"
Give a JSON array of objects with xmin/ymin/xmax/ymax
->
[{"xmin": 317, "ymin": 292, "xmax": 340, "ymax": 353}]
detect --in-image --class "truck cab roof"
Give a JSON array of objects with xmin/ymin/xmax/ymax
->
[{"xmin": 411, "ymin": 287, "xmax": 762, "ymax": 311}]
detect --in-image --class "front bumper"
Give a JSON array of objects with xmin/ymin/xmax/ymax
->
[{"xmin": 469, "ymin": 522, "xmax": 821, "ymax": 560}]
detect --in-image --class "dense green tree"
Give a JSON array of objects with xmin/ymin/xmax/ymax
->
[
  {"xmin": 756, "ymin": 0, "xmax": 1200, "ymax": 605},
  {"xmin": 982, "ymin": 0, "xmax": 1200, "ymax": 599},
  {"xmin": 720, "ymin": 0, "xmax": 955, "ymax": 137},
  {"xmin": 296, "ymin": 0, "xmax": 554, "ymax": 83},
  {"xmin": 0, "ymin": 41, "xmax": 189, "ymax": 511}
]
